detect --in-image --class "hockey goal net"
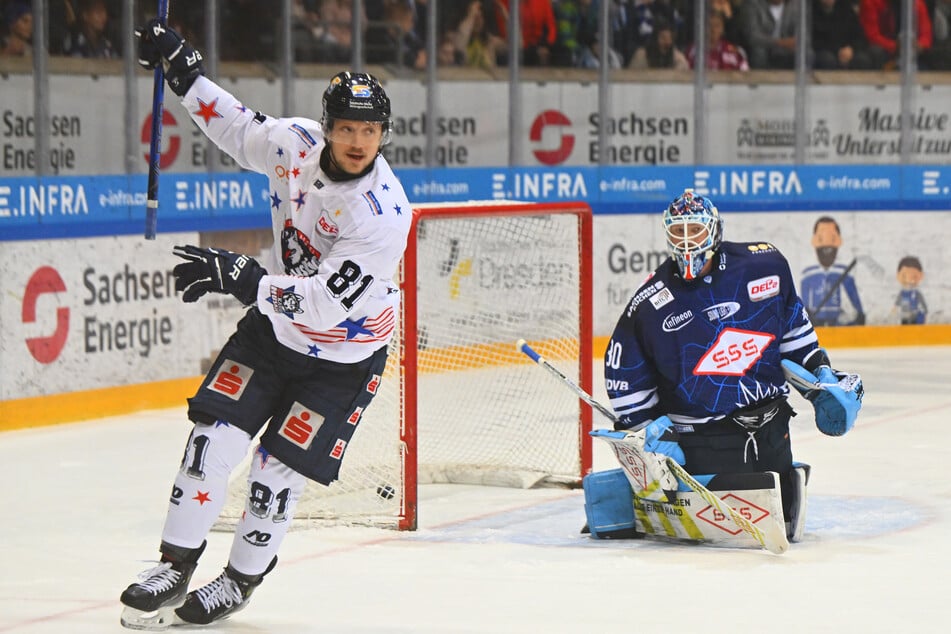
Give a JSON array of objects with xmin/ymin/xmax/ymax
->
[{"xmin": 218, "ymin": 201, "xmax": 593, "ymax": 530}]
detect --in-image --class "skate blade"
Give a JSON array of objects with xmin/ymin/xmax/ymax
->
[{"xmin": 120, "ymin": 605, "xmax": 179, "ymax": 631}]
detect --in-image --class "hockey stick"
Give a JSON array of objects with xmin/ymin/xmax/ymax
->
[
  {"xmin": 516, "ymin": 338, "xmax": 618, "ymax": 424},
  {"xmin": 811, "ymin": 257, "xmax": 857, "ymax": 315},
  {"xmin": 144, "ymin": 0, "xmax": 170, "ymax": 240},
  {"xmin": 516, "ymin": 338, "xmax": 789, "ymax": 555}
]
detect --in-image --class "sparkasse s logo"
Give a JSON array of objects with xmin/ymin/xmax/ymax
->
[{"xmin": 530, "ymin": 110, "xmax": 574, "ymax": 165}]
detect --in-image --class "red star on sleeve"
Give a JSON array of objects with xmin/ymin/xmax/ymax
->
[{"xmin": 195, "ymin": 98, "xmax": 223, "ymax": 125}]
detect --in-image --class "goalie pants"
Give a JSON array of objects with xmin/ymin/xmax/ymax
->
[{"xmin": 678, "ymin": 398, "xmax": 796, "ymax": 519}]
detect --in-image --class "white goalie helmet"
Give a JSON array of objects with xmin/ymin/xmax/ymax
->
[{"xmin": 663, "ymin": 189, "xmax": 723, "ymax": 281}]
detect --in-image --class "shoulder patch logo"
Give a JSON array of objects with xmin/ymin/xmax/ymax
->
[
  {"xmin": 649, "ymin": 287, "xmax": 675, "ymax": 310},
  {"xmin": 362, "ymin": 191, "xmax": 383, "ymax": 216},
  {"xmin": 747, "ymin": 243, "xmax": 776, "ymax": 253},
  {"xmin": 748, "ymin": 275, "xmax": 780, "ymax": 301},
  {"xmin": 317, "ymin": 210, "xmax": 339, "ymax": 236},
  {"xmin": 268, "ymin": 285, "xmax": 305, "ymax": 319}
]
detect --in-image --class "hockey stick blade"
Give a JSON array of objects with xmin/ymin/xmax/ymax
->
[{"xmin": 517, "ymin": 337, "xmax": 788, "ymax": 554}]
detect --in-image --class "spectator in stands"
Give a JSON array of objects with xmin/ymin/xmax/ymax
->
[
  {"xmin": 62, "ymin": 0, "xmax": 119, "ymax": 58},
  {"xmin": 628, "ymin": 18, "xmax": 689, "ymax": 69},
  {"xmin": 317, "ymin": 0, "xmax": 368, "ymax": 63},
  {"xmin": 813, "ymin": 0, "xmax": 875, "ymax": 69},
  {"xmin": 577, "ymin": 29, "xmax": 624, "ymax": 68},
  {"xmin": 687, "ymin": 10, "xmax": 750, "ymax": 70},
  {"xmin": 739, "ymin": 0, "xmax": 800, "ymax": 69},
  {"xmin": 0, "ymin": 1, "xmax": 32, "ymax": 57},
  {"xmin": 710, "ymin": 0, "xmax": 745, "ymax": 50},
  {"xmin": 494, "ymin": 0, "xmax": 557, "ymax": 66},
  {"xmin": 221, "ymin": 0, "xmax": 275, "ymax": 61},
  {"xmin": 437, "ymin": 32, "xmax": 464, "ymax": 66},
  {"xmin": 451, "ymin": 0, "xmax": 505, "ymax": 70},
  {"xmin": 290, "ymin": 0, "xmax": 326, "ymax": 62},
  {"xmin": 551, "ymin": 0, "xmax": 587, "ymax": 66},
  {"xmin": 921, "ymin": 0, "xmax": 951, "ymax": 69},
  {"xmin": 366, "ymin": 0, "xmax": 426, "ymax": 69},
  {"xmin": 859, "ymin": 0, "xmax": 932, "ymax": 69}
]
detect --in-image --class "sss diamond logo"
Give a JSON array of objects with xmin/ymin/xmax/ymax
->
[{"xmin": 694, "ymin": 328, "xmax": 775, "ymax": 376}]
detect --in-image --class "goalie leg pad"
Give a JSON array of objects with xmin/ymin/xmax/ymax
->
[
  {"xmin": 786, "ymin": 462, "xmax": 811, "ymax": 542},
  {"xmin": 582, "ymin": 469, "xmax": 640, "ymax": 539}
]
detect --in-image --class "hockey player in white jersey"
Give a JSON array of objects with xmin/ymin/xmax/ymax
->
[{"xmin": 119, "ymin": 20, "xmax": 412, "ymax": 629}]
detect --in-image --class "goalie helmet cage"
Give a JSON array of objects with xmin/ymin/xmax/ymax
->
[{"xmin": 216, "ymin": 200, "xmax": 593, "ymax": 531}]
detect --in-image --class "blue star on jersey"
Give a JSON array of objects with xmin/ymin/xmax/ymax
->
[
  {"xmin": 271, "ymin": 191, "xmax": 282, "ymax": 209},
  {"xmin": 337, "ymin": 316, "xmax": 373, "ymax": 340}
]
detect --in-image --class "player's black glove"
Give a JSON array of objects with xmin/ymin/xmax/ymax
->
[
  {"xmin": 173, "ymin": 245, "xmax": 266, "ymax": 306},
  {"xmin": 135, "ymin": 18, "xmax": 203, "ymax": 96}
]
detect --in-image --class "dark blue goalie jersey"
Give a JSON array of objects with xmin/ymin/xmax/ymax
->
[{"xmin": 605, "ymin": 241, "xmax": 820, "ymax": 432}]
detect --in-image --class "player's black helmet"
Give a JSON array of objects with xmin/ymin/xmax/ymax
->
[{"xmin": 321, "ymin": 71, "xmax": 393, "ymax": 146}]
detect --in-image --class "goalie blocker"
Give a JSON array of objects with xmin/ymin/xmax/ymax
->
[{"xmin": 583, "ymin": 464, "xmax": 811, "ymax": 547}]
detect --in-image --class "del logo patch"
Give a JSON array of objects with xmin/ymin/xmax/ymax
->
[
  {"xmin": 278, "ymin": 402, "xmax": 325, "ymax": 449},
  {"xmin": 747, "ymin": 275, "xmax": 780, "ymax": 301},
  {"xmin": 694, "ymin": 328, "xmax": 775, "ymax": 376},
  {"xmin": 208, "ymin": 360, "xmax": 254, "ymax": 400},
  {"xmin": 317, "ymin": 210, "xmax": 339, "ymax": 236}
]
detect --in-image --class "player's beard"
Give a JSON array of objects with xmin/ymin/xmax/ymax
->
[{"xmin": 816, "ymin": 246, "xmax": 837, "ymax": 268}]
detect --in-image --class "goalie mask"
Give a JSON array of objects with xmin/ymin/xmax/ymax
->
[
  {"xmin": 663, "ymin": 190, "xmax": 722, "ymax": 281},
  {"xmin": 321, "ymin": 71, "xmax": 393, "ymax": 149}
]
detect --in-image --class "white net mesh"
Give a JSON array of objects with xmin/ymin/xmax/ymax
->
[{"xmin": 216, "ymin": 202, "xmax": 590, "ymax": 530}]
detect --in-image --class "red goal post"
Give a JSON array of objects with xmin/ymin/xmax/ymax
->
[{"xmin": 217, "ymin": 200, "xmax": 594, "ymax": 531}]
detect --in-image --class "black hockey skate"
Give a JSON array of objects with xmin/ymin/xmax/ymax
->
[
  {"xmin": 174, "ymin": 557, "xmax": 276, "ymax": 626},
  {"xmin": 119, "ymin": 541, "xmax": 205, "ymax": 631}
]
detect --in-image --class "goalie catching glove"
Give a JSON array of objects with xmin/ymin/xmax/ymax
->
[
  {"xmin": 173, "ymin": 245, "xmax": 266, "ymax": 306},
  {"xmin": 782, "ymin": 352, "xmax": 863, "ymax": 436},
  {"xmin": 135, "ymin": 18, "xmax": 204, "ymax": 96}
]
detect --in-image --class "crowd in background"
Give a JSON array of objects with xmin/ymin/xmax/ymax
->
[{"xmin": 2, "ymin": 0, "xmax": 949, "ymax": 71}]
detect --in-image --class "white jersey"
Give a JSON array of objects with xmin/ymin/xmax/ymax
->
[{"xmin": 181, "ymin": 76, "xmax": 412, "ymax": 363}]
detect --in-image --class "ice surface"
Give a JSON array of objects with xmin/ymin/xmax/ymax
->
[{"xmin": 3, "ymin": 346, "xmax": 949, "ymax": 633}]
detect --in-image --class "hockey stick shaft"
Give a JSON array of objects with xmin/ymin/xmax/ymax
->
[
  {"xmin": 516, "ymin": 338, "xmax": 788, "ymax": 554},
  {"xmin": 516, "ymin": 339, "xmax": 618, "ymax": 424},
  {"xmin": 144, "ymin": 0, "xmax": 170, "ymax": 240},
  {"xmin": 811, "ymin": 257, "xmax": 857, "ymax": 314}
]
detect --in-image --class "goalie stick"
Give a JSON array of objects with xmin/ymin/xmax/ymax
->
[
  {"xmin": 144, "ymin": 0, "xmax": 170, "ymax": 240},
  {"xmin": 516, "ymin": 338, "xmax": 789, "ymax": 555}
]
